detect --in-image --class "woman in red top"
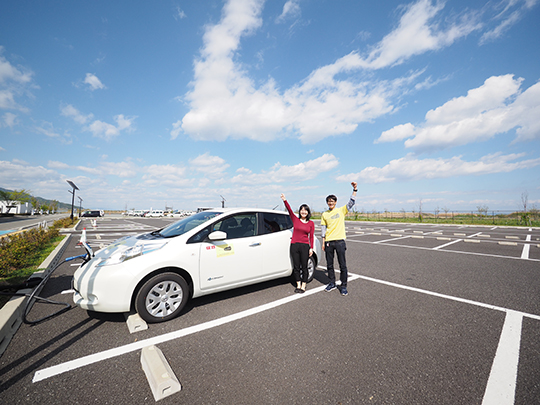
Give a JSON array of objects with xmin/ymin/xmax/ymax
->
[{"xmin": 281, "ymin": 194, "xmax": 315, "ymax": 293}]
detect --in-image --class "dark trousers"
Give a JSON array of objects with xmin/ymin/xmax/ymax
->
[
  {"xmin": 325, "ymin": 239, "xmax": 348, "ymax": 287},
  {"xmin": 290, "ymin": 243, "xmax": 310, "ymax": 283}
]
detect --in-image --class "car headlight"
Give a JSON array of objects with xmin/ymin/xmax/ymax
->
[{"xmin": 97, "ymin": 242, "xmax": 167, "ymax": 267}]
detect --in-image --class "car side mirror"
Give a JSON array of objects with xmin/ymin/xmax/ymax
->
[{"xmin": 208, "ymin": 231, "xmax": 227, "ymax": 241}]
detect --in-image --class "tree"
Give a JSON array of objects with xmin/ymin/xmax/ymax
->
[
  {"xmin": 50, "ymin": 200, "xmax": 59, "ymax": 213},
  {"xmin": 477, "ymin": 205, "xmax": 489, "ymax": 217},
  {"xmin": 30, "ymin": 196, "xmax": 40, "ymax": 213},
  {"xmin": 521, "ymin": 191, "xmax": 530, "ymax": 225},
  {"xmin": 521, "ymin": 191, "xmax": 528, "ymax": 213}
]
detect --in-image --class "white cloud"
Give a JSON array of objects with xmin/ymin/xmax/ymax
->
[
  {"xmin": 377, "ymin": 75, "xmax": 540, "ymax": 149},
  {"xmin": 177, "ymin": 0, "xmax": 484, "ymax": 144},
  {"xmin": 276, "ymin": 0, "xmax": 301, "ymax": 23},
  {"xmin": 0, "ymin": 47, "xmax": 34, "ymax": 111},
  {"xmin": 142, "ymin": 164, "xmax": 191, "ymax": 186},
  {"xmin": 231, "ymin": 154, "xmax": 339, "ymax": 185},
  {"xmin": 61, "ymin": 104, "xmax": 93, "ymax": 124},
  {"xmin": 178, "ymin": 0, "xmax": 400, "ymax": 144},
  {"xmin": 174, "ymin": 5, "xmax": 187, "ymax": 20},
  {"xmin": 2, "ymin": 112, "xmax": 17, "ymax": 127},
  {"xmin": 337, "ymin": 152, "xmax": 540, "ymax": 184},
  {"xmin": 480, "ymin": 0, "xmax": 539, "ymax": 44},
  {"xmin": 357, "ymin": 0, "xmax": 481, "ymax": 69},
  {"xmin": 0, "ymin": 159, "xmax": 61, "ymax": 190},
  {"xmin": 48, "ymin": 160, "xmax": 70, "ymax": 170},
  {"xmin": 62, "ymin": 105, "xmax": 136, "ymax": 141},
  {"xmin": 0, "ymin": 48, "xmax": 33, "ymax": 85},
  {"xmin": 375, "ymin": 123, "xmax": 416, "ymax": 144},
  {"xmin": 35, "ymin": 121, "xmax": 72, "ymax": 144},
  {"xmin": 170, "ymin": 120, "xmax": 182, "ymax": 140},
  {"xmin": 189, "ymin": 153, "xmax": 230, "ymax": 177},
  {"xmin": 83, "ymin": 73, "xmax": 106, "ymax": 91}
]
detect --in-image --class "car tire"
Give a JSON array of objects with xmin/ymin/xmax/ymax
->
[
  {"xmin": 293, "ymin": 255, "xmax": 316, "ymax": 284},
  {"xmin": 135, "ymin": 272, "xmax": 189, "ymax": 323},
  {"xmin": 306, "ymin": 255, "xmax": 316, "ymax": 283}
]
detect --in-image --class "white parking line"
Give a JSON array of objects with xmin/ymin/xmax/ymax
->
[
  {"xmin": 433, "ymin": 239, "xmax": 463, "ymax": 250},
  {"xmin": 521, "ymin": 235, "xmax": 531, "ymax": 260},
  {"xmin": 374, "ymin": 235, "xmax": 410, "ymax": 244},
  {"xmin": 33, "ymin": 273, "xmax": 362, "ymax": 383},
  {"xmin": 482, "ymin": 310, "xmax": 522, "ymax": 405}
]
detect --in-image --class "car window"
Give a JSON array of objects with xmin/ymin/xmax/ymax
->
[
  {"xmin": 212, "ymin": 213, "xmax": 257, "ymax": 239},
  {"xmin": 187, "ymin": 226, "xmax": 211, "ymax": 244},
  {"xmin": 159, "ymin": 211, "xmax": 221, "ymax": 238},
  {"xmin": 260, "ymin": 212, "xmax": 292, "ymax": 234}
]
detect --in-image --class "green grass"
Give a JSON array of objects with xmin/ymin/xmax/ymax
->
[
  {"xmin": 311, "ymin": 212, "xmax": 539, "ymax": 227},
  {"xmin": 0, "ymin": 235, "xmax": 65, "ymax": 307}
]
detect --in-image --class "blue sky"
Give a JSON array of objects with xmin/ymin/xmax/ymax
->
[{"xmin": 1, "ymin": 0, "xmax": 539, "ymax": 212}]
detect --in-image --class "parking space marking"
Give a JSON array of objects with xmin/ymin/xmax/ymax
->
[
  {"xmin": 356, "ymin": 274, "xmax": 540, "ymax": 320},
  {"xmin": 482, "ymin": 310, "xmax": 522, "ymax": 405},
  {"xmin": 348, "ymin": 238, "xmax": 540, "ymax": 262},
  {"xmin": 374, "ymin": 235, "xmax": 411, "ymax": 244},
  {"xmin": 33, "ymin": 273, "xmax": 362, "ymax": 383},
  {"xmin": 433, "ymin": 238, "xmax": 463, "ymax": 250},
  {"xmin": 353, "ymin": 278, "xmax": 533, "ymax": 405},
  {"xmin": 521, "ymin": 235, "xmax": 531, "ymax": 260}
]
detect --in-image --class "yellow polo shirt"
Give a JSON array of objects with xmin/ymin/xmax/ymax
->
[{"xmin": 321, "ymin": 205, "xmax": 348, "ymax": 241}]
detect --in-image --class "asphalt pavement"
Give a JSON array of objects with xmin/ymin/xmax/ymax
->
[{"xmin": 0, "ymin": 216, "xmax": 539, "ymax": 404}]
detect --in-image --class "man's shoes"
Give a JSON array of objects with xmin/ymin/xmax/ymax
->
[
  {"xmin": 340, "ymin": 286, "xmax": 348, "ymax": 296},
  {"xmin": 325, "ymin": 283, "xmax": 336, "ymax": 292}
]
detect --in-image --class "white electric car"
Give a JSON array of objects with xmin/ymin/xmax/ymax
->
[{"xmin": 73, "ymin": 208, "xmax": 321, "ymax": 323}]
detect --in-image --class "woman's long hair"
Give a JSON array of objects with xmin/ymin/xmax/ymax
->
[{"xmin": 298, "ymin": 204, "xmax": 311, "ymax": 221}]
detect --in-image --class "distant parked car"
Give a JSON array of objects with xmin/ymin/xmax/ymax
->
[
  {"xmin": 81, "ymin": 210, "xmax": 102, "ymax": 217},
  {"xmin": 146, "ymin": 210, "xmax": 164, "ymax": 217},
  {"xmin": 169, "ymin": 210, "xmax": 194, "ymax": 218},
  {"xmin": 73, "ymin": 207, "xmax": 322, "ymax": 323}
]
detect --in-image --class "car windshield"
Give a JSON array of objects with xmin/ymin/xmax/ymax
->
[{"xmin": 158, "ymin": 211, "xmax": 221, "ymax": 238}]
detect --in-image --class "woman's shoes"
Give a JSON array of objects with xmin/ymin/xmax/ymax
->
[{"xmin": 294, "ymin": 288, "xmax": 305, "ymax": 293}]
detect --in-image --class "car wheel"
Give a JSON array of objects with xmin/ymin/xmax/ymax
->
[
  {"xmin": 306, "ymin": 256, "xmax": 316, "ymax": 283},
  {"xmin": 135, "ymin": 272, "xmax": 189, "ymax": 323}
]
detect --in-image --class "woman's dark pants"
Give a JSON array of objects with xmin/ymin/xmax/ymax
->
[{"xmin": 290, "ymin": 243, "xmax": 310, "ymax": 283}]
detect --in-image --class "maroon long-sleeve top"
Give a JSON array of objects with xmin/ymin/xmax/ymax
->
[{"xmin": 284, "ymin": 200, "xmax": 315, "ymax": 249}]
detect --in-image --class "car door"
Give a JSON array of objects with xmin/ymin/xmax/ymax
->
[
  {"xmin": 259, "ymin": 212, "xmax": 294, "ymax": 276},
  {"xmin": 199, "ymin": 213, "xmax": 262, "ymax": 290}
]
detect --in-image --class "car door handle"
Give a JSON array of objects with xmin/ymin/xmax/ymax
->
[{"xmin": 249, "ymin": 242, "xmax": 261, "ymax": 247}]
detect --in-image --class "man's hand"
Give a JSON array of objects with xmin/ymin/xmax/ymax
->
[{"xmin": 351, "ymin": 181, "xmax": 357, "ymax": 189}]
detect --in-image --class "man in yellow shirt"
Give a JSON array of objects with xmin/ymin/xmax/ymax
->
[{"xmin": 321, "ymin": 181, "xmax": 357, "ymax": 296}]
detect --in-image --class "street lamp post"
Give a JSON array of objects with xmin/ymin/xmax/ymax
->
[
  {"xmin": 66, "ymin": 180, "xmax": 79, "ymax": 221},
  {"xmin": 78, "ymin": 196, "xmax": 83, "ymax": 217}
]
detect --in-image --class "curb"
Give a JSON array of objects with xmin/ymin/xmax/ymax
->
[{"xmin": 0, "ymin": 234, "xmax": 72, "ymax": 358}]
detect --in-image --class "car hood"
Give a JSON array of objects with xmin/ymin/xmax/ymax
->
[{"xmin": 92, "ymin": 233, "xmax": 168, "ymax": 265}]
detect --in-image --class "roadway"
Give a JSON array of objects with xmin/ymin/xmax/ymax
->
[
  {"xmin": 0, "ymin": 216, "xmax": 539, "ymax": 404},
  {"xmin": 0, "ymin": 213, "xmax": 69, "ymax": 235}
]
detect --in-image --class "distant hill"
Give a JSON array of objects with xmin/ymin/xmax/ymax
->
[{"xmin": 0, "ymin": 187, "xmax": 74, "ymax": 211}]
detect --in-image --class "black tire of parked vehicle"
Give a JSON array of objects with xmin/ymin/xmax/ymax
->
[
  {"xmin": 307, "ymin": 255, "xmax": 316, "ymax": 283},
  {"xmin": 294, "ymin": 255, "xmax": 316, "ymax": 284},
  {"xmin": 135, "ymin": 272, "xmax": 189, "ymax": 323}
]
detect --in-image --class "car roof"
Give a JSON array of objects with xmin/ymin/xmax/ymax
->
[{"xmin": 203, "ymin": 207, "xmax": 287, "ymax": 215}]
